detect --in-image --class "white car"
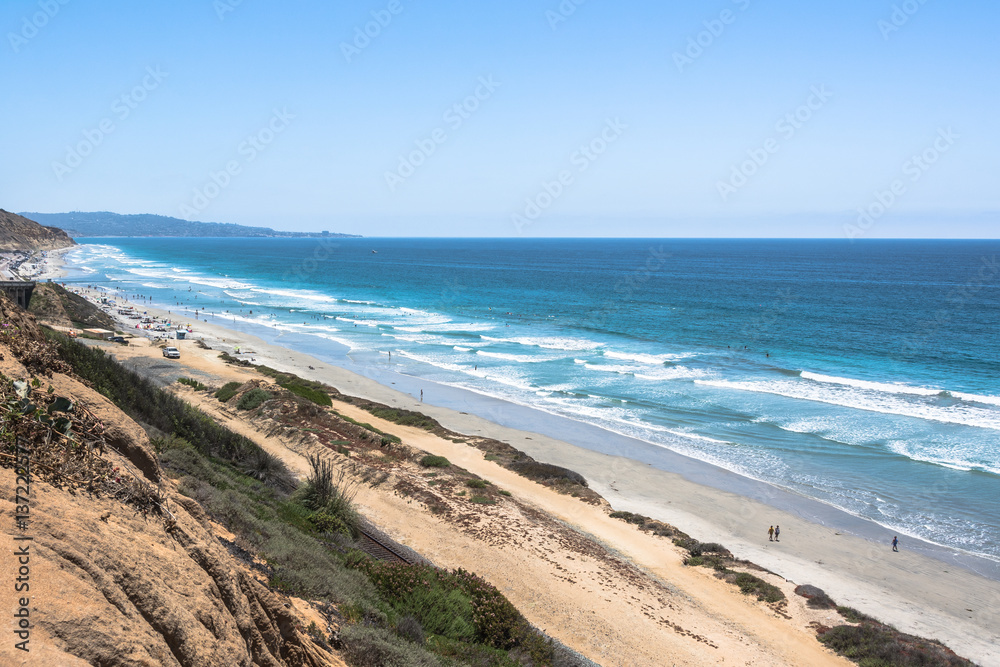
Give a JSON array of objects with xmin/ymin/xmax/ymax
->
[{"xmin": 162, "ymin": 347, "xmax": 180, "ymax": 359}]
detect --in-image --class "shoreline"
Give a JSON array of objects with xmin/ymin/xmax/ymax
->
[{"xmin": 54, "ymin": 267, "xmax": 1000, "ymax": 664}]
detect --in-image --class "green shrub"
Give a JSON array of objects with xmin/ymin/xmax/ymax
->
[
  {"xmin": 794, "ymin": 584, "xmax": 837, "ymax": 610},
  {"xmin": 732, "ymin": 572, "xmax": 785, "ymax": 603},
  {"xmin": 346, "ymin": 560, "xmax": 553, "ymax": 662},
  {"xmin": 818, "ymin": 622, "xmax": 973, "ymax": 666},
  {"xmin": 470, "ymin": 496, "xmax": 494, "ymax": 505},
  {"xmin": 238, "ymin": 445, "xmax": 294, "ymax": 489},
  {"xmin": 837, "ymin": 606, "xmax": 877, "ymax": 623},
  {"xmin": 395, "ymin": 615, "xmax": 425, "ymax": 645},
  {"xmin": 420, "ymin": 455, "xmax": 450, "ymax": 468},
  {"xmin": 509, "ymin": 460, "xmax": 587, "ymax": 487},
  {"xmin": 610, "ymin": 510, "xmax": 646, "ymax": 525},
  {"xmin": 498, "ymin": 490, "xmax": 512, "ymax": 497},
  {"xmin": 215, "ymin": 381, "xmax": 242, "ymax": 402},
  {"xmin": 176, "ymin": 377, "xmax": 208, "ymax": 391},
  {"xmin": 282, "ymin": 381, "xmax": 333, "ymax": 406},
  {"xmin": 465, "ymin": 479, "xmax": 488, "ymax": 489},
  {"xmin": 237, "ymin": 388, "xmax": 271, "ymax": 410},
  {"xmin": 368, "ymin": 407, "xmax": 439, "ymax": 431},
  {"xmin": 341, "ymin": 625, "xmax": 449, "ymax": 667},
  {"xmin": 298, "ymin": 454, "xmax": 359, "ymax": 538}
]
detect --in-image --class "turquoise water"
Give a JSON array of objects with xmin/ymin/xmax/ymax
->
[{"xmin": 63, "ymin": 237, "xmax": 1000, "ymax": 560}]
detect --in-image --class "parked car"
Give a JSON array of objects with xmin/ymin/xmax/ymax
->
[
  {"xmin": 162, "ymin": 347, "xmax": 180, "ymax": 359},
  {"xmin": 109, "ymin": 336, "xmax": 128, "ymax": 345}
]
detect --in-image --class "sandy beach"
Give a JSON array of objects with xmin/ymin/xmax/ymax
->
[
  {"xmin": 54, "ymin": 280, "xmax": 1000, "ymax": 666},
  {"xmin": 0, "ymin": 246, "xmax": 73, "ymax": 280}
]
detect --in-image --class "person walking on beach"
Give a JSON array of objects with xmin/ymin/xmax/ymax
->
[
  {"xmin": 892, "ymin": 536, "xmax": 899, "ymax": 552},
  {"xmin": 774, "ymin": 525, "xmax": 780, "ymax": 541},
  {"xmin": 420, "ymin": 389, "xmax": 423, "ymax": 402},
  {"xmin": 768, "ymin": 526, "xmax": 774, "ymax": 541}
]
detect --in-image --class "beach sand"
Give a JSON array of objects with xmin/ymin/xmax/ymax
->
[{"xmin": 63, "ymin": 284, "xmax": 1000, "ymax": 666}]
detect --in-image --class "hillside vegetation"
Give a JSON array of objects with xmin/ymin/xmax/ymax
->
[{"xmin": 28, "ymin": 281, "xmax": 117, "ymax": 330}]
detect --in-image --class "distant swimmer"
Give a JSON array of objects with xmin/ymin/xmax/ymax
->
[{"xmin": 892, "ymin": 536, "xmax": 899, "ymax": 552}]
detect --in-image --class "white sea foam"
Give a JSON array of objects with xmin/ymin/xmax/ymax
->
[
  {"xmin": 481, "ymin": 335, "xmax": 602, "ymax": 352},
  {"xmin": 476, "ymin": 350, "xmax": 550, "ymax": 363},
  {"xmin": 885, "ymin": 440, "xmax": 1000, "ymax": 475},
  {"xmin": 247, "ymin": 286, "xmax": 338, "ymax": 303},
  {"xmin": 603, "ymin": 350, "xmax": 691, "ymax": 365},
  {"xmin": 801, "ymin": 371, "xmax": 942, "ymax": 396},
  {"xmin": 696, "ymin": 379, "xmax": 1000, "ymax": 431},
  {"xmin": 801, "ymin": 371, "xmax": 1000, "ymax": 407},
  {"xmin": 664, "ymin": 429, "xmax": 731, "ymax": 445},
  {"xmin": 583, "ymin": 363, "xmax": 705, "ymax": 381}
]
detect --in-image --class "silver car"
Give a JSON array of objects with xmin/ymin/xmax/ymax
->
[{"xmin": 162, "ymin": 347, "xmax": 180, "ymax": 359}]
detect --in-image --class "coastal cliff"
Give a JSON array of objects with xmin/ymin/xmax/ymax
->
[
  {"xmin": 0, "ymin": 292, "xmax": 340, "ymax": 666},
  {"xmin": 0, "ymin": 210, "xmax": 76, "ymax": 252}
]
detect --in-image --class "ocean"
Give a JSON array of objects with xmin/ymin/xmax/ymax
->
[{"xmin": 61, "ymin": 237, "xmax": 1000, "ymax": 562}]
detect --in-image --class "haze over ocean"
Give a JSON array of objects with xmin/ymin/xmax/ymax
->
[{"xmin": 63, "ymin": 236, "xmax": 1000, "ymax": 561}]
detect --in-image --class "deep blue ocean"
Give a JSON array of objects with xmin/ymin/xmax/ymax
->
[{"xmin": 63, "ymin": 238, "xmax": 1000, "ymax": 560}]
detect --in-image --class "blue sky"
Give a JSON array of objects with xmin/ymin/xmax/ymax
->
[{"xmin": 1, "ymin": 0, "xmax": 996, "ymax": 237}]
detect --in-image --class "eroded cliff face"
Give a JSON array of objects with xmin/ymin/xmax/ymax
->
[
  {"xmin": 0, "ymin": 294, "xmax": 343, "ymax": 667},
  {"xmin": 0, "ymin": 210, "xmax": 75, "ymax": 251}
]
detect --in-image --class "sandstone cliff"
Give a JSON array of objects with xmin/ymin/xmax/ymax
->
[
  {"xmin": 0, "ymin": 293, "xmax": 343, "ymax": 667},
  {"xmin": 0, "ymin": 209, "xmax": 76, "ymax": 251}
]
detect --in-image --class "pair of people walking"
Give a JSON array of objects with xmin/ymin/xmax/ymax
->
[{"xmin": 768, "ymin": 525, "xmax": 780, "ymax": 541}]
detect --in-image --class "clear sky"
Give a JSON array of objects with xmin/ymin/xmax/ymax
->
[{"xmin": 1, "ymin": 0, "xmax": 997, "ymax": 237}]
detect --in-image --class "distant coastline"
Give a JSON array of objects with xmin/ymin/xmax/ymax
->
[{"xmin": 20, "ymin": 211, "xmax": 361, "ymax": 239}]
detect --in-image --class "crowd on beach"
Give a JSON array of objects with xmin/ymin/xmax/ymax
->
[{"xmin": 0, "ymin": 249, "xmax": 58, "ymax": 280}]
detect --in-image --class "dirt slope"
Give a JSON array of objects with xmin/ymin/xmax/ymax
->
[
  {"xmin": 0, "ymin": 209, "xmax": 75, "ymax": 251},
  {"xmin": 0, "ymin": 293, "xmax": 343, "ymax": 667}
]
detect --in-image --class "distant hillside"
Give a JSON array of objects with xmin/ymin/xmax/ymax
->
[
  {"xmin": 0, "ymin": 209, "xmax": 76, "ymax": 251},
  {"xmin": 29, "ymin": 281, "xmax": 117, "ymax": 331},
  {"xmin": 20, "ymin": 211, "xmax": 360, "ymax": 239}
]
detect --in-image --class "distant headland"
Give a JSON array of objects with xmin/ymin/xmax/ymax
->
[{"xmin": 19, "ymin": 211, "xmax": 361, "ymax": 239}]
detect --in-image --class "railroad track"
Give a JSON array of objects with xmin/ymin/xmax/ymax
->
[{"xmin": 357, "ymin": 528, "xmax": 413, "ymax": 564}]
